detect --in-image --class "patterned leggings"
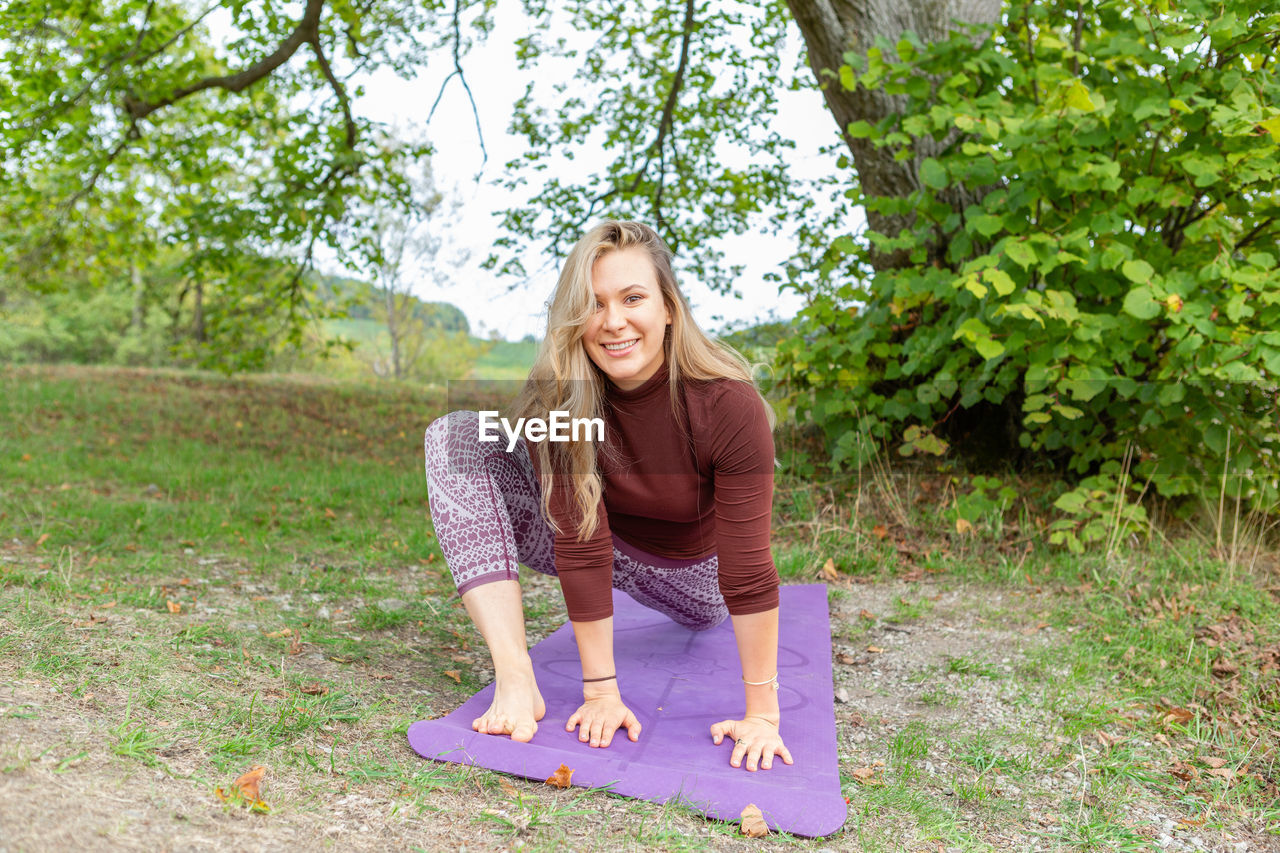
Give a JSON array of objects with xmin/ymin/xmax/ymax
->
[{"xmin": 424, "ymin": 410, "xmax": 728, "ymax": 632}]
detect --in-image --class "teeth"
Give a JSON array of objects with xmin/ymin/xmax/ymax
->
[{"xmin": 603, "ymin": 340, "xmax": 637, "ymax": 351}]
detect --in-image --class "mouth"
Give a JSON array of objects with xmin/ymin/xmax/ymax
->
[{"xmin": 600, "ymin": 339, "xmax": 639, "ymax": 356}]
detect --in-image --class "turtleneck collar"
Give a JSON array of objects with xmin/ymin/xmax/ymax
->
[{"xmin": 606, "ymin": 358, "xmax": 670, "ymax": 404}]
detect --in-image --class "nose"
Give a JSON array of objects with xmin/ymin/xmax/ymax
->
[{"xmin": 601, "ymin": 300, "xmax": 627, "ymax": 332}]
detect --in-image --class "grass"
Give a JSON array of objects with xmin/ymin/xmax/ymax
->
[{"xmin": 1, "ymin": 363, "xmax": 1278, "ymax": 850}]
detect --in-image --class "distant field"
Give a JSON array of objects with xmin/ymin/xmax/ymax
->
[{"xmin": 322, "ymin": 319, "xmax": 535, "ymax": 380}]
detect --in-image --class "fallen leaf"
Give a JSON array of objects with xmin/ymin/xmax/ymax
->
[
  {"xmin": 35, "ymin": 533, "xmax": 50, "ymax": 547},
  {"xmin": 1159, "ymin": 706, "xmax": 1194, "ymax": 728},
  {"xmin": 819, "ymin": 558, "xmax": 839, "ymax": 582},
  {"xmin": 740, "ymin": 803, "xmax": 769, "ymax": 837},
  {"xmin": 288, "ymin": 635, "xmax": 302, "ymax": 655},
  {"xmin": 955, "ymin": 518, "xmax": 974, "ymax": 536},
  {"xmin": 166, "ymin": 600, "xmax": 181, "ymax": 614},
  {"xmin": 216, "ymin": 765, "xmax": 269, "ymax": 812},
  {"xmin": 850, "ymin": 766, "xmax": 881, "ymax": 785},
  {"xmin": 867, "ymin": 645, "xmax": 886, "ymax": 654},
  {"xmin": 871, "ymin": 524, "xmax": 888, "ymax": 540},
  {"xmin": 836, "ymin": 652, "xmax": 858, "ymax": 665},
  {"xmin": 443, "ymin": 670, "xmax": 461, "ymax": 683},
  {"xmin": 499, "ymin": 778, "xmax": 520, "ymax": 798},
  {"xmin": 324, "ymin": 508, "xmax": 337, "ymax": 519},
  {"xmin": 370, "ymin": 672, "xmax": 393, "ymax": 680},
  {"xmin": 1211, "ymin": 659, "xmax": 1238, "ymax": 678},
  {"xmin": 264, "ymin": 628, "xmax": 292, "ymax": 638},
  {"xmin": 1207, "ymin": 767, "xmax": 1236, "ymax": 783},
  {"xmin": 545, "ymin": 763, "xmax": 574, "ymax": 788},
  {"xmin": 848, "ymin": 712, "xmax": 866, "ymax": 727},
  {"xmin": 858, "ymin": 609, "xmax": 876, "ymax": 621},
  {"xmin": 1203, "ymin": 756, "xmax": 1227, "ymax": 769},
  {"xmin": 299, "ymin": 683, "xmax": 328, "ymax": 696}
]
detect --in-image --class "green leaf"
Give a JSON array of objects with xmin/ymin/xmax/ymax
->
[
  {"xmin": 1005, "ymin": 241, "xmax": 1035, "ymax": 269},
  {"xmin": 1260, "ymin": 116, "xmax": 1280, "ymax": 143},
  {"xmin": 1065, "ymin": 81, "xmax": 1096, "ymax": 112},
  {"xmin": 985, "ymin": 268, "xmax": 1016, "ymax": 296},
  {"xmin": 839, "ymin": 65, "xmax": 857, "ymax": 92},
  {"xmin": 1123, "ymin": 286, "xmax": 1160, "ymax": 320},
  {"xmin": 1121, "ymin": 259, "xmax": 1154, "ymax": 283},
  {"xmin": 920, "ymin": 158, "xmax": 948, "ymax": 189},
  {"xmin": 971, "ymin": 214, "xmax": 1004, "ymax": 237}
]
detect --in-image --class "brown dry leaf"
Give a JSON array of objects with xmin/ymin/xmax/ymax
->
[
  {"xmin": 740, "ymin": 803, "xmax": 769, "ymax": 838},
  {"xmin": 836, "ymin": 652, "xmax": 858, "ymax": 665},
  {"xmin": 819, "ymin": 558, "xmax": 839, "ymax": 582},
  {"xmin": 1207, "ymin": 767, "xmax": 1236, "ymax": 783},
  {"xmin": 867, "ymin": 645, "xmax": 886, "ymax": 654},
  {"xmin": 871, "ymin": 524, "xmax": 888, "ymax": 540},
  {"xmin": 1203, "ymin": 756, "xmax": 1227, "ymax": 769},
  {"xmin": 443, "ymin": 670, "xmax": 462, "ymax": 683},
  {"xmin": 323, "ymin": 507, "xmax": 337, "ymax": 519},
  {"xmin": 299, "ymin": 683, "xmax": 328, "ymax": 696},
  {"xmin": 850, "ymin": 766, "xmax": 881, "ymax": 785},
  {"xmin": 955, "ymin": 518, "xmax": 974, "ymax": 536},
  {"xmin": 264, "ymin": 628, "xmax": 292, "ymax": 638},
  {"xmin": 848, "ymin": 712, "xmax": 866, "ymax": 727},
  {"xmin": 370, "ymin": 672, "xmax": 393, "ymax": 681},
  {"xmin": 35, "ymin": 533, "xmax": 50, "ymax": 547},
  {"xmin": 217, "ymin": 766, "xmax": 269, "ymax": 811},
  {"xmin": 499, "ymin": 778, "xmax": 520, "ymax": 798},
  {"xmin": 858, "ymin": 609, "xmax": 876, "ymax": 621},
  {"xmin": 545, "ymin": 763, "xmax": 574, "ymax": 788},
  {"xmin": 288, "ymin": 634, "xmax": 302, "ymax": 655},
  {"xmin": 166, "ymin": 600, "xmax": 182, "ymax": 614},
  {"xmin": 1160, "ymin": 707, "xmax": 1194, "ymax": 726},
  {"xmin": 1211, "ymin": 659, "xmax": 1238, "ymax": 678}
]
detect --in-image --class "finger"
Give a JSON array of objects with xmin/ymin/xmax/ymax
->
[
  {"xmin": 761, "ymin": 745, "xmax": 776, "ymax": 771},
  {"xmin": 589, "ymin": 718, "xmax": 605, "ymax": 747},
  {"xmin": 600, "ymin": 722, "xmax": 618, "ymax": 748},
  {"xmin": 709, "ymin": 721, "xmax": 730, "ymax": 745},
  {"xmin": 731, "ymin": 738, "xmax": 748, "ymax": 768},
  {"xmin": 625, "ymin": 713, "xmax": 642, "ymax": 741},
  {"xmin": 746, "ymin": 743, "xmax": 764, "ymax": 772},
  {"xmin": 566, "ymin": 711, "xmax": 581, "ymax": 733},
  {"xmin": 779, "ymin": 743, "xmax": 794, "ymax": 765}
]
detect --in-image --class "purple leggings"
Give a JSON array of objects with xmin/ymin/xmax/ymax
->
[{"xmin": 424, "ymin": 410, "xmax": 728, "ymax": 631}]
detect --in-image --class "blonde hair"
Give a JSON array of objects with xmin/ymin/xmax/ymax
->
[{"xmin": 514, "ymin": 220, "xmax": 770, "ymax": 541}]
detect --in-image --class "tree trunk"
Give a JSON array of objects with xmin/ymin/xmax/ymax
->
[
  {"xmin": 784, "ymin": 0, "xmax": 1002, "ymax": 268},
  {"xmin": 384, "ymin": 286, "xmax": 402, "ymax": 380}
]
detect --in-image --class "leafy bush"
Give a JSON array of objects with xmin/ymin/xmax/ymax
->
[{"xmin": 780, "ymin": 0, "xmax": 1280, "ymax": 513}]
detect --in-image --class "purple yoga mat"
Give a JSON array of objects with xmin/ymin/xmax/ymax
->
[{"xmin": 407, "ymin": 584, "xmax": 847, "ymax": 837}]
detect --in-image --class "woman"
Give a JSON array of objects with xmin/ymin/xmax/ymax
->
[{"xmin": 424, "ymin": 220, "xmax": 792, "ymax": 773}]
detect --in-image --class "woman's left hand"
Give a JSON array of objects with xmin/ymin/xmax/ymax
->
[{"xmin": 710, "ymin": 716, "xmax": 794, "ymax": 772}]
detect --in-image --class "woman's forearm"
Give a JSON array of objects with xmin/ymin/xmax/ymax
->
[
  {"xmin": 570, "ymin": 616, "xmax": 621, "ymax": 698},
  {"xmin": 730, "ymin": 607, "xmax": 781, "ymax": 722}
]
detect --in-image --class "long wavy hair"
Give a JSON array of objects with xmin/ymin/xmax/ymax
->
[{"xmin": 514, "ymin": 220, "xmax": 771, "ymax": 541}]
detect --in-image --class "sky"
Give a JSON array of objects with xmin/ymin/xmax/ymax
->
[{"xmin": 218, "ymin": 2, "xmax": 853, "ymax": 341}]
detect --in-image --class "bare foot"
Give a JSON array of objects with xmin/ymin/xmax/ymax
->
[{"xmin": 472, "ymin": 669, "xmax": 546, "ymax": 742}]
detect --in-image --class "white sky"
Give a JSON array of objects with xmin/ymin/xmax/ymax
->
[{"xmin": 216, "ymin": 2, "xmax": 854, "ymax": 341}]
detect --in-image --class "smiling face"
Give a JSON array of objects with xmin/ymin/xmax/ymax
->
[{"xmin": 583, "ymin": 246, "xmax": 672, "ymax": 390}]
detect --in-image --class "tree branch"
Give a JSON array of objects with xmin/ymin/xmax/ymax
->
[
  {"xmin": 123, "ymin": 0, "xmax": 325, "ymax": 121},
  {"xmin": 308, "ymin": 32, "xmax": 356, "ymax": 149},
  {"xmin": 586, "ymin": 0, "xmax": 694, "ymax": 220},
  {"xmin": 427, "ymin": 0, "xmax": 487, "ymax": 171}
]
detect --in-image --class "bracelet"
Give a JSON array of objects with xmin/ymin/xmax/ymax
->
[
  {"xmin": 582, "ymin": 674, "xmax": 617, "ymax": 683},
  {"xmin": 742, "ymin": 673, "xmax": 780, "ymax": 691}
]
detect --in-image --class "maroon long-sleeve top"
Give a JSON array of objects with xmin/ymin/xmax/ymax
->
[{"xmin": 534, "ymin": 362, "xmax": 779, "ymax": 622}]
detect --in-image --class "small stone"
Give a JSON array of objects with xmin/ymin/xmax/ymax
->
[
  {"xmin": 183, "ymin": 548, "xmax": 194, "ymax": 556},
  {"xmin": 317, "ymin": 606, "xmax": 331, "ymax": 620},
  {"xmin": 834, "ymin": 687, "xmax": 850, "ymax": 704},
  {"xmin": 943, "ymin": 787, "xmax": 955, "ymax": 797},
  {"xmin": 377, "ymin": 598, "xmax": 408, "ymax": 612}
]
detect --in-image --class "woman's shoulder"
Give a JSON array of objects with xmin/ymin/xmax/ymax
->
[{"xmin": 680, "ymin": 375, "xmax": 770, "ymax": 439}]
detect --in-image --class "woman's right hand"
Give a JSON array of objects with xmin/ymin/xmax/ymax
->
[{"xmin": 566, "ymin": 693, "xmax": 642, "ymax": 748}]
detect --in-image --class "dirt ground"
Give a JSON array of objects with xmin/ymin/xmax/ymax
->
[{"xmin": 0, "ymin": 576, "xmax": 1270, "ymax": 852}]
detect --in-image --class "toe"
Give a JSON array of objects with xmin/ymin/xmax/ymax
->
[{"xmin": 511, "ymin": 720, "xmax": 537, "ymax": 742}]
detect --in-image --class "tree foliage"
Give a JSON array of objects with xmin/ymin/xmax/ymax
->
[
  {"xmin": 0, "ymin": 0, "xmax": 446, "ymax": 368},
  {"xmin": 778, "ymin": 0, "xmax": 1280, "ymax": 510}
]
